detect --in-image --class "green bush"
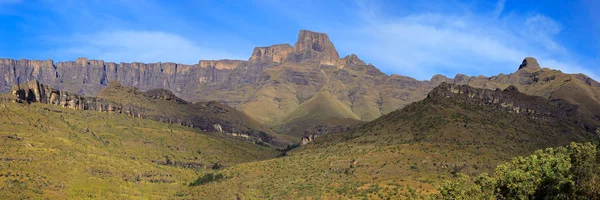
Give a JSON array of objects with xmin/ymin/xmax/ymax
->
[
  {"xmin": 189, "ymin": 173, "xmax": 224, "ymax": 186},
  {"xmin": 434, "ymin": 142, "xmax": 600, "ymax": 199}
]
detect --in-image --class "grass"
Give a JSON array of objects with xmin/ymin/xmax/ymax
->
[
  {"xmin": 173, "ymin": 90, "xmax": 595, "ymax": 199},
  {"xmin": 0, "ymin": 102, "xmax": 279, "ymax": 199}
]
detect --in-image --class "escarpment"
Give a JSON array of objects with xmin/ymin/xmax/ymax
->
[
  {"xmin": 429, "ymin": 83, "xmax": 598, "ymax": 130},
  {"xmin": 2, "ymin": 30, "xmax": 599, "ymax": 136},
  {"xmin": 9, "ymin": 80, "xmax": 286, "ymax": 146}
]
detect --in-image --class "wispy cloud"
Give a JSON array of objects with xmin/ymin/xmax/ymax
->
[
  {"xmin": 56, "ymin": 30, "xmax": 242, "ymax": 64},
  {"xmin": 329, "ymin": 0, "xmax": 598, "ymax": 80}
]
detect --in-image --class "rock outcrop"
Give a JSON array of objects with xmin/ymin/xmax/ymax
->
[
  {"xmin": 340, "ymin": 54, "xmax": 366, "ymax": 66},
  {"xmin": 9, "ymin": 80, "xmax": 286, "ymax": 146},
  {"xmin": 428, "ymin": 82, "xmax": 598, "ymax": 129},
  {"xmin": 249, "ymin": 44, "xmax": 293, "ymax": 63},
  {"xmin": 287, "ymin": 30, "xmax": 340, "ymax": 65},
  {"xmin": 11, "ymin": 80, "xmax": 126, "ymax": 113},
  {"xmin": 1, "ymin": 30, "xmax": 599, "ymax": 135},
  {"xmin": 518, "ymin": 57, "xmax": 541, "ymax": 70}
]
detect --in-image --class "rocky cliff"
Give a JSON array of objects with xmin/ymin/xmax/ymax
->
[
  {"xmin": 2, "ymin": 30, "xmax": 599, "ymax": 138},
  {"xmin": 249, "ymin": 44, "xmax": 293, "ymax": 63},
  {"xmin": 429, "ymin": 82, "xmax": 599, "ymax": 130},
  {"xmin": 9, "ymin": 80, "xmax": 287, "ymax": 146}
]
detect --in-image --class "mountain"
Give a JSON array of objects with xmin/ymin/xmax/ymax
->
[
  {"xmin": 2, "ymin": 30, "xmax": 599, "ymax": 137},
  {"xmin": 0, "ymin": 100, "xmax": 280, "ymax": 199},
  {"xmin": 270, "ymin": 89, "xmax": 361, "ymax": 138},
  {"xmin": 178, "ymin": 83, "xmax": 597, "ymax": 199},
  {"xmin": 7, "ymin": 80, "xmax": 291, "ymax": 146}
]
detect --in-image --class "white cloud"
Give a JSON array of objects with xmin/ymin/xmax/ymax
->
[
  {"xmin": 60, "ymin": 30, "xmax": 242, "ymax": 64},
  {"xmin": 332, "ymin": 1, "xmax": 596, "ymax": 80}
]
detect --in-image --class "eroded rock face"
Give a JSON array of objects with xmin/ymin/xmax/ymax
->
[
  {"xmin": 428, "ymin": 83, "xmax": 580, "ymax": 123},
  {"xmin": 9, "ymin": 80, "xmax": 283, "ymax": 146},
  {"xmin": 0, "ymin": 58, "xmax": 245, "ymax": 97},
  {"xmin": 340, "ymin": 54, "xmax": 366, "ymax": 66},
  {"xmin": 518, "ymin": 57, "xmax": 541, "ymax": 70},
  {"xmin": 11, "ymin": 80, "xmax": 124, "ymax": 113},
  {"xmin": 249, "ymin": 44, "xmax": 293, "ymax": 63},
  {"xmin": 288, "ymin": 30, "xmax": 340, "ymax": 65}
]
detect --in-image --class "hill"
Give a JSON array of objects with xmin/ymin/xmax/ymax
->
[
  {"xmin": 10, "ymin": 80, "xmax": 293, "ymax": 146},
  {"xmin": 175, "ymin": 83, "xmax": 597, "ymax": 199},
  {"xmin": 3, "ymin": 31, "xmax": 598, "ymax": 140},
  {"xmin": 0, "ymin": 101, "xmax": 280, "ymax": 199},
  {"xmin": 271, "ymin": 89, "xmax": 361, "ymax": 139}
]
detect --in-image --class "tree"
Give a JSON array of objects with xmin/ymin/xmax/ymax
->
[{"xmin": 434, "ymin": 142, "xmax": 600, "ymax": 199}]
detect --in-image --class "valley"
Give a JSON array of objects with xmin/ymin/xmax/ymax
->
[{"xmin": 0, "ymin": 30, "xmax": 599, "ymax": 199}]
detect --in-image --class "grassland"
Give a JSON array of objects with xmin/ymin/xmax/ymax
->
[
  {"xmin": 0, "ymin": 102, "xmax": 279, "ymax": 199},
  {"xmin": 0, "ymin": 85, "xmax": 596, "ymax": 199},
  {"xmin": 175, "ymin": 94, "xmax": 595, "ymax": 199}
]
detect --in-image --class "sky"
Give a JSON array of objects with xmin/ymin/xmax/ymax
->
[{"xmin": 0, "ymin": 0, "xmax": 598, "ymax": 80}]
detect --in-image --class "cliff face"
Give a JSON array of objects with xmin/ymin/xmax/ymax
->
[
  {"xmin": 249, "ymin": 44, "xmax": 293, "ymax": 63},
  {"xmin": 429, "ymin": 83, "xmax": 598, "ymax": 130},
  {"xmin": 429, "ymin": 83, "xmax": 570, "ymax": 118},
  {"xmin": 11, "ymin": 80, "xmax": 127, "ymax": 114},
  {"xmin": 0, "ymin": 58, "xmax": 244, "ymax": 98},
  {"xmin": 10, "ymin": 80, "xmax": 287, "ymax": 146},
  {"xmin": 2, "ymin": 30, "xmax": 599, "ymax": 136}
]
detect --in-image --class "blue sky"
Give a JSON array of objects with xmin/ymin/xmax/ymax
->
[{"xmin": 0, "ymin": 0, "xmax": 598, "ymax": 80}]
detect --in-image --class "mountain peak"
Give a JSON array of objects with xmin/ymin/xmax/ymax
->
[
  {"xmin": 518, "ymin": 57, "xmax": 541, "ymax": 70},
  {"xmin": 290, "ymin": 30, "xmax": 340, "ymax": 64},
  {"xmin": 249, "ymin": 44, "xmax": 293, "ymax": 63}
]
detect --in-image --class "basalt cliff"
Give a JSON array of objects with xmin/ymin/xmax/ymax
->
[
  {"xmin": 7, "ymin": 80, "xmax": 285, "ymax": 146},
  {"xmin": 2, "ymin": 30, "xmax": 599, "ymax": 138}
]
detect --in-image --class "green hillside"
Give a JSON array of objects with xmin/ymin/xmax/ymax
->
[
  {"xmin": 0, "ymin": 102, "xmax": 279, "ymax": 199},
  {"xmin": 176, "ymin": 87, "xmax": 596, "ymax": 199},
  {"xmin": 272, "ymin": 89, "xmax": 362, "ymax": 139}
]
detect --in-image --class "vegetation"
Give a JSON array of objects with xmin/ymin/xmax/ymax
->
[
  {"xmin": 189, "ymin": 173, "xmax": 224, "ymax": 186},
  {"xmin": 435, "ymin": 142, "xmax": 600, "ymax": 199},
  {"xmin": 0, "ymin": 102, "xmax": 279, "ymax": 199}
]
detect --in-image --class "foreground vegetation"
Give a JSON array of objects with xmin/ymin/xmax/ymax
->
[
  {"xmin": 0, "ymin": 102, "xmax": 279, "ymax": 199},
  {"xmin": 436, "ymin": 142, "xmax": 600, "ymax": 199},
  {"xmin": 0, "ymin": 96, "xmax": 597, "ymax": 199}
]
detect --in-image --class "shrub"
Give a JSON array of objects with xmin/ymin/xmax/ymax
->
[
  {"xmin": 189, "ymin": 173, "xmax": 224, "ymax": 186},
  {"xmin": 434, "ymin": 142, "xmax": 600, "ymax": 199}
]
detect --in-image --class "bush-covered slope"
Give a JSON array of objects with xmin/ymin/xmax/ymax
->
[{"xmin": 0, "ymin": 102, "xmax": 279, "ymax": 199}]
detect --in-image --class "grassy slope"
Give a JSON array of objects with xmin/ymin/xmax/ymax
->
[
  {"xmin": 0, "ymin": 102, "xmax": 279, "ymax": 199},
  {"xmin": 271, "ymin": 89, "xmax": 361, "ymax": 139},
  {"xmin": 179, "ymin": 95, "xmax": 595, "ymax": 199},
  {"xmin": 96, "ymin": 82, "xmax": 295, "ymax": 145}
]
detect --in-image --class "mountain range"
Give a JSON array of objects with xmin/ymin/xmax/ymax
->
[{"xmin": 1, "ymin": 30, "xmax": 599, "ymax": 198}]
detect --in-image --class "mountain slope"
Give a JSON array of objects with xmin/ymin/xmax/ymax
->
[
  {"xmin": 177, "ymin": 83, "xmax": 597, "ymax": 199},
  {"xmin": 2, "ymin": 31, "xmax": 599, "ymax": 138},
  {"xmin": 0, "ymin": 101, "xmax": 280, "ymax": 199},
  {"xmin": 10, "ymin": 80, "xmax": 293, "ymax": 146},
  {"xmin": 271, "ymin": 89, "xmax": 361, "ymax": 138}
]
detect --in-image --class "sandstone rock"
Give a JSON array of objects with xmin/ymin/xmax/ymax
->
[
  {"xmin": 249, "ymin": 44, "xmax": 293, "ymax": 63},
  {"xmin": 518, "ymin": 57, "xmax": 541, "ymax": 70},
  {"xmin": 287, "ymin": 30, "xmax": 340, "ymax": 65},
  {"xmin": 342, "ymin": 54, "xmax": 365, "ymax": 66},
  {"xmin": 428, "ymin": 82, "xmax": 586, "ymax": 125},
  {"xmin": 198, "ymin": 59, "xmax": 244, "ymax": 70}
]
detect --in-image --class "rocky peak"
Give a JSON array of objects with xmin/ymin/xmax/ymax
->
[
  {"xmin": 249, "ymin": 44, "xmax": 293, "ymax": 63},
  {"xmin": 340, "ymin": 54, "xmax": 366, "ymax": 66},
  {"xmin": 429, "ymin": 74, "xmax": 451, "ymax": 85},
  {"xmin": 427, "ymin": 83, "xmax": 580, "ymax": 122},
  {"xmin": 518, "ymin": 57, "xmax": 541, "ymax": 70},
  {"xmin": 288, "ymin": 30, "xmax": 340, "ymax": 65},
  {"xmin": 144, "ymin": 89, "xmax": 188, "ymax": 104}
]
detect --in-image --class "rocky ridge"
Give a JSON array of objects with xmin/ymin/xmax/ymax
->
[
  {"xmin": 9, "ymin": 80, "xmax": 285, "ymax": 145},
  {"xmin": 2, "ymin": 30, "xmax": 599, "ymax": 137}
]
